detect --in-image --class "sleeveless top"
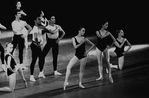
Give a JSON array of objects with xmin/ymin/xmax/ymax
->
[
  {"xmin": 74, "ymin": 37, "xmax": 86, "ymax": 59},
  {"xmin": 96, "ymin": 31, "xmax": 112, "ymax": 51},
  {"xmin": 114, "ymin": 38, "xmax": 126, "ymax": 57},
  {"xmin": 5, "ymin": 54, "xmax": 17, "ymax": 76}
]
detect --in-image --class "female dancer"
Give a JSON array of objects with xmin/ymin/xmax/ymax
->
[
  {"xmin": 0, "ymin": 43, "xmax": 27, "ymax": 92},
  {"xmin": 96, "ymin": 20, "xmax": 115, "ymax": 83},
  {"xmin": 108, "ymin": 29, "xmax": 131, "ymax": 70},
  {"xmin": 0, "ymin": 23, "xmax": 6, "ymax": 72},
  {"xmin": 15, "ymin": 1, "xmax": 26, "ymax": 17},
  {"xmin": 63, "ymin": 27, "xmax": 95, "ymax": 90},
  {"xmin": 29, "ymin": 19, "xmax": 44, "ymax": 82}
]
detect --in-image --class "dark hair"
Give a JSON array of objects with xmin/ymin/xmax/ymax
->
[
  {"xmin": 5, "ymin": 42, "xmax": 13, "ymax": 48},
  {"xmin": 15, "ymin": 0, "xmax": 21, "ymax": 5},
  {"xmin": 101, "ymin": 19, "xmax": 108, "ymax": 25}
]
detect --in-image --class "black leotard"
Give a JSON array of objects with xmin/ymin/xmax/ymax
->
[
  {"xmin": 96, "ymin": 31, "xmax": 113, "ymax": 51},
  {"xmin": 74, "ymin": 37, "xmax": 86, "ymax": 59},
  {"xmin": 114, "ymin": 39, "xmax": 126, "ymax": 57},
  {"xmin": 5, "ymin": 54, "xmax": 17, "ymax": 76}
]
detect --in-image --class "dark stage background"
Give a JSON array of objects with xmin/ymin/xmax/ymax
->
[{"xmin": 0, "ymin": 0, "xmax": 148, "ymax": 44}]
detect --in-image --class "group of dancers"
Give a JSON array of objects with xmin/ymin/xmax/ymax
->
[{"xmin": 0, "ymin": 1, "xmax": 132, "ymax": 92}]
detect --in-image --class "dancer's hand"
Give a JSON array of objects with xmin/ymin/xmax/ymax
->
[{"xmin": 56, "ymin": 38, "xmax": 60, "ymax": 43}]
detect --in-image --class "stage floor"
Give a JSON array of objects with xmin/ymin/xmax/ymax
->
[{"xmin": 0, "ymin": 31, "xmax": 149, "ymax": 98}]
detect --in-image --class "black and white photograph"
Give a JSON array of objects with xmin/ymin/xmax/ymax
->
[{"xmin": 0, "ymin": 0, "xmax": 148, "ymax": 98}]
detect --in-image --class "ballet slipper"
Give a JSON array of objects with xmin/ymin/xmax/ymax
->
[
  {"xmin": 23, "ymin": 80, "xmax": 28, "ymax": 87},
  {"xmin": 109, "ymin": 75, "xmax": 114, "ymax": 83},
  {"xmin": 96, "ymin": 76, "xmax": 103, "ymax": 81},
  {"xmin": 79, "ymin": 83, "xmax": 85, "ymax": 88},
  {"xmin": 63, "ymin": 82, "xmax": 69, "ymax": 90}
]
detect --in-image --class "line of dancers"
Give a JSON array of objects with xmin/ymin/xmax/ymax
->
[{"xmin": 0, "ymin": 1, "xmax": 131, "ymax": 92}]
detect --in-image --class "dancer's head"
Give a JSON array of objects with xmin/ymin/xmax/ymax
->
[
  {"xmin": 16, "ymin": 1, "xmax": 22, "ymax": 8},
  {"xmin": 101, "ymin": 19, "xmax": 108, "ymax": 30},
  {"xmin": 50, "ymin": 16, "xmax": 56, "ymax": 24},
  {"xmin": 15, "ymin": 12, "xmax": 21, "ymax": 19},
  {"xmin": 5, "ymin": 43, "xmax": 13, "ymax": 53},
  {"xmin": 79, "ymin": 27, "xmax": 85, "ymax": 36},
  {"xmin": 116, "ymin": 29, "xmax": 124, "ymax": 37}
]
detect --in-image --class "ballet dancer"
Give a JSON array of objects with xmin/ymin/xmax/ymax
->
[
  {"xmin": 63, "ymin": 27, "xmax": 95, "ymax": 90},
  {"xmin": 34, "ymin": 10, "xmax": 48, "ymax": 47},
  {"xmin": 0, "ymin": 43, "xmax": 27, "ymax": 92},
  {"xmin": 11, "ymin": 11, "xmax": 32, "ymax": 70},
  {"xmin": 95, "ymin": 20, "xmax": 116, "ymax": 83},
  {"xmin": 40, "ymin": 16, "xmax": 65, "ymax": 76},
  {"xmin": 108, "ymin": 29, "xmax": 132, "ymax": 70},
  {"xmin": 29, "ymin": 18, "xmax": 45, "ymax": 81},
  {"xmin": 0, "ymin": 23, "xmax": 6, "ymax": 72},
  {"xmin": 15, "ymin": 1, "xmax": 29, "ymax": 49}
]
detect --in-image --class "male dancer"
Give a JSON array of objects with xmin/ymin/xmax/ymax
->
[
  {"xmin": 11, "ymin": 12, "xmax": 32, "ymax": 70},
  {"xmin": 40, "ymin": 16, "xmax": 65, "ymax": 76}
]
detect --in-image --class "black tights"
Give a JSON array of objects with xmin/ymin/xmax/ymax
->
[
  {"xmin": 30, "ymin": 42, "xmax": 42, "ymax": 75},
  {"xmin": 41, "ymin": 38, "xmax": 59, "ymax": 71},
  {"xmin": 12, "ymin": 35, "xmax": 24, "ymax": 64},
  {"xmin": 0, "ymin": 43, "xmax": 4, "ymax": 64}
]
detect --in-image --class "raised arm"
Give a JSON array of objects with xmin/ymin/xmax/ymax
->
[{"xmin": 20, "ymin": 10, "xmax": 27, "ymax": 16}]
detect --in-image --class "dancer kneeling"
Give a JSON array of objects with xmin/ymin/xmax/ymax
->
[
  {"xmin": 63, "ymin": 27, "xmax": 94, "ymax": 90},
  {"xmin": 108, "ymin": 29, "xmax": 131, "ymax": 70},
  {"xmin": 0, "ymin": 43, "xmax": 27, "ymax": 92}
]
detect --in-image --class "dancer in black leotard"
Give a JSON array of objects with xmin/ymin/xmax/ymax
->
[
  {"xmin": 108, "ymin": 29, "xmax": 131, "ymax": 70},
  {"xmin": 63, "ymin": 27, "xmax": 94, "ymax": 90},
  {"xmin": 96, "ymin": 20, "xmax": 115, "ymax": 83},
  {"xmin": 0, "ymin": 23, "xmax": 6, "ymax": 72},
  {"xmin": 0, "ymin": 43, "xmax": 27, "ymax": 92}
]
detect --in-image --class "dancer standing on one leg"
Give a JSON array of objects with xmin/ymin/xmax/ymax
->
[
  {"xmin": 63, "ymin": 27, "xmax": 95, "ymax": 90},
  {"xmin": 40, "ymin": 16, "xmax": 65, "ymax": 76},
  {"xmin": 0, "ymin": 23, "xmax": 6, "ymax": 72},
  {"xmin": 0, "ymin": 43, "xmax": 27, "ymax": 92},
  {"xmin": 95, "ymin": 20, "xmax": 115, "ymax": 83},
  {"xmin": 11, "ymin": 12, "xmax": 32, "ymax": 70},
  {"xmin": 108, "ymin": 29, "xmax": 131, "ymax": 70}
]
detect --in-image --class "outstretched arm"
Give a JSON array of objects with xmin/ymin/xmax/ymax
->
[
  {"xmin": 20, "ymin": 10, "xmax": 27, "ymax": 16},
  {"xmin": 0, "ymin": 23, "xmax": 6, "ymax": 29}
]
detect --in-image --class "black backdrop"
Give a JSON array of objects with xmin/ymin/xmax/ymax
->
[{"xmin": 0, "ymin": 0, "xmax": 148, "ymax": 44}]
